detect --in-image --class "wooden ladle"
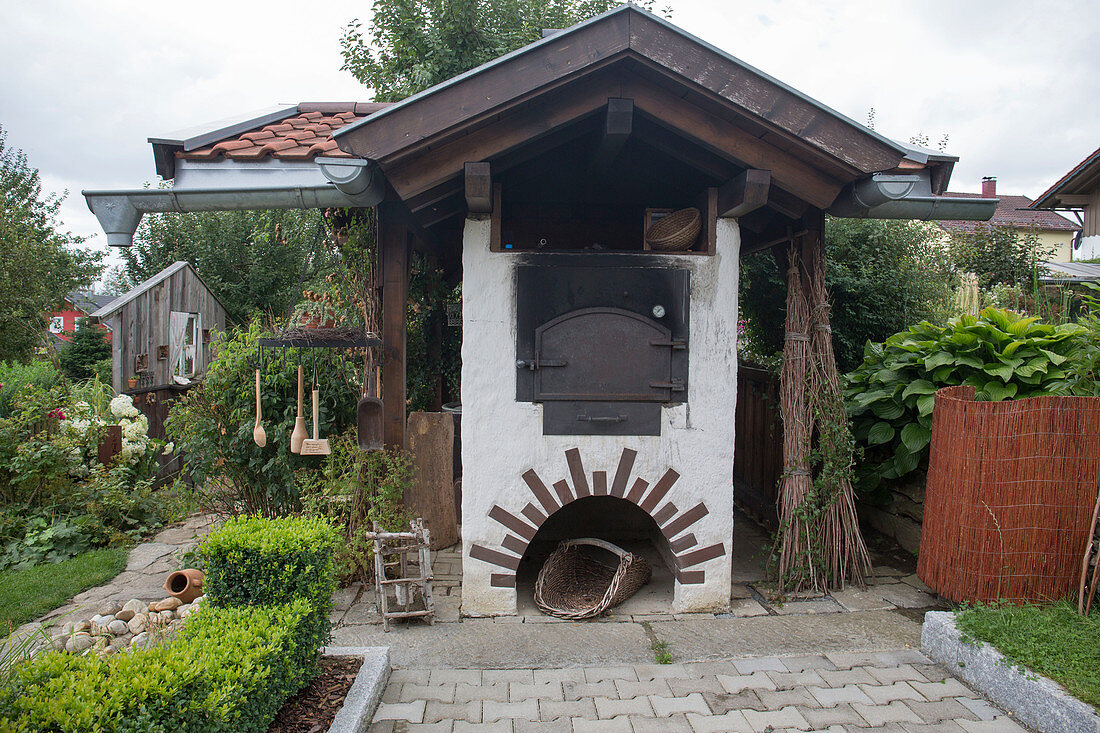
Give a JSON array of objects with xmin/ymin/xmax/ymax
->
[{"xmin": 252, "ymin": 369, "xmax": 267, "ymax": 447}]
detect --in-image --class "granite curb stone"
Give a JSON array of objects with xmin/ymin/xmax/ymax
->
[{"xmin": 324, "ymin": 646, "xmax": 391, "ymax": 733}]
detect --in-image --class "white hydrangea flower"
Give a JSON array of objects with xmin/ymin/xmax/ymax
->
[
  {"xmin": 162, "ymin": 442, "xmax": 175, "ymax": 455},
  {"xmin": 109, "ymin": 394, "xmax": 140, "ymax": 419}
]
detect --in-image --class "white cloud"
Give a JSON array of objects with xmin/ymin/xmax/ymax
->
[{"xmin": 2, "ymin": 0, "xmax": 1097, "ymax": 256}]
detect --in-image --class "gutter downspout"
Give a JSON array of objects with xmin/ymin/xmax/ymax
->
[
  {"xmin": 84, "ymin": 158, "xmax": 383, "ymax": 247},
  {"xmin": 828, "ymin": 172, "xmax": 998, "ymax": 221}
]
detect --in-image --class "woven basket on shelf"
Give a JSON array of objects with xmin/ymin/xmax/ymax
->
[
  {"xmin": 644, "ymin": 207, "xmax": 701, "ymax": 252},
  {"xmin": 534, "ymin": 538, "xmax": 652, "ymax": 620}
]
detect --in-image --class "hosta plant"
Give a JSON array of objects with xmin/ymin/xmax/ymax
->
[{"xmin": 844, "ymin": 308, "xmax": 1086, "ymax": 500}]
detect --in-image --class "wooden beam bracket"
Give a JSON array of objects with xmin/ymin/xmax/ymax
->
[
  {"xmin": 590, "ymin": 98, "xmax": 633, "ymax": 173},
  {"xmin": 464, "ymin": 161, "xmax": 492, "ymax": 214},
  {"xmin": 718, "ymin": 169, "xmax": 770, "ymax": 218}
]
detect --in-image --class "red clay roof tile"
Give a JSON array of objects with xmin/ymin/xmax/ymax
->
[{"xmin": 177, "ymin": 103, "xmax": 392, "ymax": 164}]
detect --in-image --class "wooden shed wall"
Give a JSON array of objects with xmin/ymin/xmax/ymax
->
[{"xmin": 109, "ymin": 267, "xmax": 226, "ymax": 393}]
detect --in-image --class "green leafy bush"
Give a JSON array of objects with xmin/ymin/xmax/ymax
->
[
  {"xmin": 0, "ymin": 600, "xmax": 317, "ymax": 732},
  {"xmin": 845, "ymin": 308, "xmax": 1085, "ymax": 499},
  {"xmin": 296, "ymin": 429, "xmax": 412, "ymax": 583},
  {"xmin": 58, "ymin": 318, "xmax": 111, "ymax": 381},
  {"xmin": 166, "ymin": 318, "xmax": 360, "ymax": 516},
  {"xmin": 948, "ymin": 224, "xmax": 1055, "ymax": 289},
  {"xmin": 0, "ymin": 360, "xmax": 60, "ymax": 418},
  {"xmin": 199, "ymin": 515, "xmax": 339, "ymax": 651}
]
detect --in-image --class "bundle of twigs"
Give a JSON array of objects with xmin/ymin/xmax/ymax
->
[
  {"xmin": 806, "ymin": 240, "xmax": 872, "ymax": 590},
  {"xmin": 776, "ymin": 243, "xmax": 815, "ymax": 590}
]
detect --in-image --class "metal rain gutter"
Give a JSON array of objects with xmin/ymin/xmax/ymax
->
[
  {"xmin": 828, "ymin": 171, "xmax": 997, "ymax": 221},
  {"xmin": 84, "ymin": 158, "xmax": 383, "ymax": 247}
]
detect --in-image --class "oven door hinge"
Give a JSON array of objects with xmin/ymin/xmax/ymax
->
[
  {"xmin": 516, "ymin": 356, "xmax": 567, "ymax": 370},
  {"xmin": 649, "ymin": 378, "xmax": 685, "ymax": 392},
  {"xmin": 650, "ymin": 338, "xmax": 687, "ymax": 350}
]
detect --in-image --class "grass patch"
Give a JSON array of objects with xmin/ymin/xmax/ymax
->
[
  {"xmin": 0, "ymin": 548, "xmax": 127, "ymax": 630},
  {"xmin": 955, "ymin": 600, "xmax": 1100, "ymax": 707}
]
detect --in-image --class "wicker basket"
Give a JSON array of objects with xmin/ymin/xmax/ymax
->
[
  {"xmin": 534, "ymin": 538, "xmax": 652, "ymax": 620},
  {"xmin": 644, "ymin": 208, "xmax": 701, "ymax": 252}
]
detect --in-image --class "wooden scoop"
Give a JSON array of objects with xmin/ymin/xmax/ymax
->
[
  {"xmin": 300, "ymin": 386, "xmax": 330, "ymax": 456},
  {"xmin": 290, "ymin": 364, "xmax": 307, "ymax": 454},
  {"xmin": 357, "ymin": 368, "xmax": 383, "ymax": 451},
  {"xmin": 252, "ymin": 369, "xmax": 267, "ymax": 448}
]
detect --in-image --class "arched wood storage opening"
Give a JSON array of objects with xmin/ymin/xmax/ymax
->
[{"xmin": 515, "ymin": 496, "xmax": 676, "ymax": 615}]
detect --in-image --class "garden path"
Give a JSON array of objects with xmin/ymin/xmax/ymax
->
[{"xmin": 33, "ymin": 513, "xmax": 220, "ymax": 627}]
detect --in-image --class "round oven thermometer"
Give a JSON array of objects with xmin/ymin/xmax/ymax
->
[{"xmin": 652, "ymin": 304, "xmax": 666, "ymax": 318}]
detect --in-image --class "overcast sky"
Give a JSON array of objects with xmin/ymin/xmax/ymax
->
[{"xmin": 2, "ymin": 0, "xmax": 1097, "ymax": 264}]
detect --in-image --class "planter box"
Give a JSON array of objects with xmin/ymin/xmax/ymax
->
[{"xmin": 922, "ymin": 611, "xmax": 1099, "ymax": 733}]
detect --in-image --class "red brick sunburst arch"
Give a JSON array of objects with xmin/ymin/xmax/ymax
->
[{"xmin": 470, "ymin": 447, "xmax": 725, "ymax": 589}]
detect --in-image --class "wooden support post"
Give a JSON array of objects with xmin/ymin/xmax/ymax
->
[
  {"xmin": 590, "ymin": 98, "xmax": 633, "ymax": 173},
  {"xmin": 464, "ymin": 162, "xmax": 492, "ymax": 214},
  {"xmin": 380, "ymin": 201, "xmax": 409, "ymax": 450},
  {"xmin": 718, "ymin": 169, "xmax": 770, "ymax": 218}
]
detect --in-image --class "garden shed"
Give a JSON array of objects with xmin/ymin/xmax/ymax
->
[
  {"xmin": 83, "ymin": 4, "xmax": 995, "ymax": 614},
  {"xmin": 91, "ymin": 262, "xmax": 226, "ymax": 437}
]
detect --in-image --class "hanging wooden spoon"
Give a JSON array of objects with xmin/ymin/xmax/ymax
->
[{"xmin": 252, "ymin": 369, "xmax": 267, "ymax": 447}]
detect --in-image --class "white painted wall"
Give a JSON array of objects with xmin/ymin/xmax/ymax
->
[
  {"xmin": 460, "ymin": 217, "xmax": 741, "ymax": 615},
  {"xmin": 1076, "ymin": 234, "xmax": 1100, "ymax": 260}
]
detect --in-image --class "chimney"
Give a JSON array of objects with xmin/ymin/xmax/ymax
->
[{"xmin": 981, "ymin": 176, "xmax": 997, "ymax": 198}]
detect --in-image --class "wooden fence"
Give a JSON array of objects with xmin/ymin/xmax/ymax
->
[
  {"xmin": 733, "ymin": 365, "xmax": 783, "ymax": 527},
  {"xmin": 919, "ymin": 386, "xmax": 1100, "ymax": 604}
]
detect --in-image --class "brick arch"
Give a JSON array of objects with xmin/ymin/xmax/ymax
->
[{"xmin": 469, "ymin": 447, "xmax": 725, "ymax": 589}]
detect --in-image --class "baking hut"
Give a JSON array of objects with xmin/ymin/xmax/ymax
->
[{"xmin": 84, "ymin": 5, "xmax": 994, "ymax": 614}]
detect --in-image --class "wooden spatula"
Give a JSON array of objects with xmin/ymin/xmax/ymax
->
[
  {"xmin": 290, "ymin": 364, "xmax": 307, "ymax": 454},
  {"xmin": 252, "ymin": 369, "xmax": 267, "ymax": 448},
  {"xmin": 300, "ymin": 385, "xmax": 330, "ymax": 456}
]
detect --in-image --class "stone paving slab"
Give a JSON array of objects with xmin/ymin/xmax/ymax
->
[{"xmin": 370, "ymin": 652, "xmax": 1024, "ymax": 733}]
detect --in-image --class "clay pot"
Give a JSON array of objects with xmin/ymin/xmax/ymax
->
[{"xmin": 164, "ymin": 569, "xmax": 205, "ymax": 603}]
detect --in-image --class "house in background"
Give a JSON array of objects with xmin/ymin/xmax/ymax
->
[
  {"xmin": 90, "ymin": 261, "xmax": 226, "ymax": 396},
  {"xmin": 1031, "ymin": 146, "xmax": 1100, "ymax": 260},
  {"xmin": 46, "ymin": 291, "xmax": 115, "ymax": 343},
  {"xmin": 938, "ymin": 177, "xmax": 1080, "ymax": 261}
]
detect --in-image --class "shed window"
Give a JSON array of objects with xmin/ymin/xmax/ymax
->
[
  {"xmin": 169, "ymin": 311, "xmax": 202, "ymax": 383},
  {"xmin": 49, "ymin": 316, "xmax": 64, "ymax": 334}
]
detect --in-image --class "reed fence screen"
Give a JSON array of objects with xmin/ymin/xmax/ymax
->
[{"xmin": 919, "ymin": 386, "xmax": 1100, "ymax": 604}]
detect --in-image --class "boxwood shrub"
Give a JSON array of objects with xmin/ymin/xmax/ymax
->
[{"xmin": 0, "ymin": 600, "xmax": 316, "ymax": 732}]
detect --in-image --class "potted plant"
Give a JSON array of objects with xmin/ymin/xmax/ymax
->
[{"xmin": 126, "ymin": 374, "xmax": 138, "ymax": 390}]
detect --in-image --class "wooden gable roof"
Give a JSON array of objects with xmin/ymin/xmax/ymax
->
[{"xmin": 333, "ymin": 5, "xmax": 916, "ymax": 218}]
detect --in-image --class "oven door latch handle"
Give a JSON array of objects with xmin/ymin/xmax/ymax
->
[
  {"xmin": 516, "ymin": 357, "xmax": 567, "ymax": 370},
  {"xmin": 650, "ymin": 338, "xmax": 687, "ymax": 350},
  {"xmin": 649, "ymin": 378, "xmax": 685, "ymax": 392},
  {"xmin": 576, "ymin": 414, "xmax": 627, "ymax": 424}
]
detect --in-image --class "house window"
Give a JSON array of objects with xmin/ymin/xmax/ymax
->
[
  {"xmin": 49, "ymin": 316, "xmax": 64, "ymax": 334},
  {"xmin": 169, "ymin": 311, "xmax": 202, "ymax": 382}
]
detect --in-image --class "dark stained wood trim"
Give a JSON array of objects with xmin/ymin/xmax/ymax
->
[
  {"xmin": 626, "ymin": 478, "xmax": 649, "ymax": 505},
  {"xmin": 661, "ymin": 502, "xmax": 709, "ymax": 539},
  {"xmin": 553, "ymin": 479, "xmax": 575, "ymax": 506},
  {"xmin": 669, "ymin": 533, "xmax": 698, "ymax": 553},
  {"xmin": 626, "ymin": 11, "xmax": 904, "ymax": 173},
  {"xmin": 522, "ymin": 468, "xmax": 560, "ymax": 514},
  {"xmin": 338, "ymin": 11, "xmax": 630, "ymax": 161},
  {"xmin": 718, "ymin": 169, "xmax": 771, "ymax": 218},
  {"xmin": 379, "ymin": 201, "xmax": 408, "ymax": 449},
  {"xmin": 501, "ymin": 534, "xmax": 529, "ymax": 556},
  {"xmin": 464, "ymin": 162, "xmax": 492, "ymax": 213},
  {"xmin": 490, "ymin": 183, "xmax": 503, "ymax": 251},
  {"xmin": 610, "ymin": 448, "xmax": 637, "ymax": 498},
  {"xmin": 565, "ymin": 448, "xmax": 590, "ymax": 498},
  {"xmin": 639, "ymin": 468, "xmax": 680, "ymax": 513},
  {"xmin": 621, "ymin": 73, "xmax": 843, "ymax": 209},
  {"xmin": 471, "ymin": 543, "xmax": 521, "ymax": 571},
  {"xmin": 592, "ymin": 470, "xmax": 608, "ymax": 496},
  {"xmin": 491, "ymin": 573, "xmax": 517, "ymax": 588},
  {"xmin": 652, "ymin": 502, "xmax": 678, "ymax": 527},
  {"xmin": 676, "ymin": 542, "xmax": 725, "ymax": 568},
  {"xmin": 590, "ymin": 97, "xmax": 633, "ymax": 173},
  {"xmin": 767, "ymin": 187, "xmax": 809, "ymax": 220},
  {"xmin": 489, "ymin": 505, "xmax": 537, "ymax": 541},
  {"xmin": 521, "ymin": 503, "xmax": 548, "ymax": 528}
]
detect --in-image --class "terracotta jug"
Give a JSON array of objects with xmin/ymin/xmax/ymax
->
[{"xmin": 164, "ymin": 568, "xmax": 205, "ymax": 603}]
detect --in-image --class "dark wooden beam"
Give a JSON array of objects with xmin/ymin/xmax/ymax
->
[
  {"xmin": 589, "ymin": 98, "xmax": 633, "ymax": 173},
  {"xmin": 464, "ymin": 162, "xmax": 492, "ymax": 213},
  {"xmin": 379, "ymin": 200, "xmax": 409, "ymax": 450},
  {"xmin": 717, "ymin": 169, "xmax": 770, "ymax": 218},
  {"xmin": 767, "ymin": 187, "xmax": 809, "ymax": 220}
]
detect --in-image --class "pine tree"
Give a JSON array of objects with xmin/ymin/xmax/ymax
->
[{"xmin": 59, "ymin": 317, "xmax": 111, "ymax": 381}]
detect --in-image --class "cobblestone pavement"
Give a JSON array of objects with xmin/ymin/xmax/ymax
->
[{"xmin": 366, "ymin": 650, "xmax": 1028, "ymax": 732}]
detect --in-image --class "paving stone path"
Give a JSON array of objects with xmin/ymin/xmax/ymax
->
[{"xmin": 367, "ymin": 651, "xmax": 1028, "ymax": 732}]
